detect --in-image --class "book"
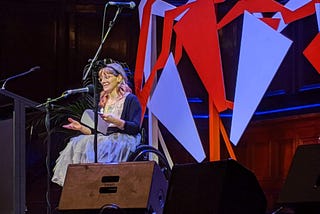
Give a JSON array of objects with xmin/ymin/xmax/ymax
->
[{"xmin": 80, "ymin": 109, "xmax": 109, "ymax": 135}]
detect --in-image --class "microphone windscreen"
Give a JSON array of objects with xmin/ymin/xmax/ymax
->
[{"xmin": 87, "ymin": 84, "xmax": 95, "ymax": 94}]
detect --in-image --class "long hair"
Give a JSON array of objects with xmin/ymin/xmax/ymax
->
[{"xmin": 98, "ymin": 62, "xmax": 132, "ymax": 108}]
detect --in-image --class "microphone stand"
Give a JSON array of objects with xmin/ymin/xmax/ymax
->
[
  {"xmin": 82, "ymin": 6, "xmax": 123, "ymax": 163},
  {"xmin": 36, "ymin": 94, "xmax": 65, "ymax": 214}
]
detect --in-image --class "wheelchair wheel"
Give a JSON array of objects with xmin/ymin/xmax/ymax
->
[{"xmin": 127, "ymin": 144, "xmax": 171, "ymax": 180}]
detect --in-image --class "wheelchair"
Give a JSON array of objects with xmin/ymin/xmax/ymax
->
[{"xmin": 127, "ymin": 128, "xmax": 171, "ymax": 180}]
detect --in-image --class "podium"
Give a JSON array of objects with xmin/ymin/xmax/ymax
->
[{"xmin": 0, "ymin": 89, "xmax": 41, "ymax": 214}]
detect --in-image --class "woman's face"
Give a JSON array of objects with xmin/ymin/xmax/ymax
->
[{"xmin": 99, "ymin": 68, "xmax": 122, "ymax": 93}]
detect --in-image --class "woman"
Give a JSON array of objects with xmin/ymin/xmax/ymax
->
[{"xmin": 51, "ymin": 62, "xmax": 142, "ymax": 186}]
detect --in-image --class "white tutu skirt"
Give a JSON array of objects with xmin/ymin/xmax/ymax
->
[{"xmin": 51, "ymin": 133, "xmax": 141, "ymax": 186}]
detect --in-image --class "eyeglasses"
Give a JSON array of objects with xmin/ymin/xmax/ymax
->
[
  {"xmin": 98, "ymin": 66, "xmax": 121, "ymax": 82},
  {"xmin": 98, "ymin": 74, "xmax": 116, "ymax": 82}
]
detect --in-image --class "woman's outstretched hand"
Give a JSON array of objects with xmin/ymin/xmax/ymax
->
[
  {"xmin": 62, "ymin": 118, "xmax": 91, "ymax": 134},
  {"xmin": 62, "ymin": 118, "xmax": 82, "ymax": 131}
]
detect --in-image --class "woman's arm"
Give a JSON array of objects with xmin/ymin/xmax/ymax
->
[
  {"xmin": 100, "ymin": 114, "xmax": 125, "ymax": 130},
  {"xmin": 122, "ymin": 94, "xmax": 142, "ymax": 135},
  {"xmin": 99, "ymin": 94, "xmax": 142, "ymax": 135}
]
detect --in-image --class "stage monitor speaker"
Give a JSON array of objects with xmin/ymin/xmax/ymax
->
[
  {"xmin": 278, "ymin": 144, "xmax": 320, "ymax": 213},
  {"xmin": 58, "ymin": 161, "xmax": 168, "ymax": 214},
  {"xmin": 163, "ymin": 159, "xmax": 267, "ymax": 214}
]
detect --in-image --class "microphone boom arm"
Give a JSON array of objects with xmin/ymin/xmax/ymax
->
[{"xmin": 82, "ymin": 6, "xmax": 123, "ymax": 80}]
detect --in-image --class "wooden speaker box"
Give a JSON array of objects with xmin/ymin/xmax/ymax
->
[{"xmin": 58, "ymin": 161, "xmax": 168, "ymax": 214}]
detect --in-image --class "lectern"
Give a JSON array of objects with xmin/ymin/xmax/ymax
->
[{"xmin": 0, "ymin": 89, "xmax": 40, "ymax": 214}]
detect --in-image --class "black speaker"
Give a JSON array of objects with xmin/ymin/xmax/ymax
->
[
  {"xmin": 278, "ymin": 144, "xmax": 320, "ymax": 213},
  {"xmin": 58, "ymin": 161, "xmax": 168, "ymax": 214},
  {"xmin": 163, "ymin": 159, "xmax": 267, "ymax": 214}
]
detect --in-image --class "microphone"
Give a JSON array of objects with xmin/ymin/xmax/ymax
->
[
  {"xmin": 1, "ymin": 66, "xmax": 40, "ymax": 89},
  {"xmin": 108, "ymin": 1, "xmax": 136, "ymax": 9},
  {"xmin": 62, "ymin": 84, "xmax": 94, "ymax": 98}
]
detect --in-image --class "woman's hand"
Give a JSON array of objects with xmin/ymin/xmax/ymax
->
[
  {"xmin": 99, "ymin": 114, "xmax": 114, "ymax": 123},
  {"xmin": 62, "ymin": 117, "xmax": 91, "ymax": 134},
  {"xmin": 100, "ymin": 113, "xmax": 125, "ymax": 130},
  {"xmin": 62, "ymin": 118, "xmax": 82, "ymax": 130}
]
